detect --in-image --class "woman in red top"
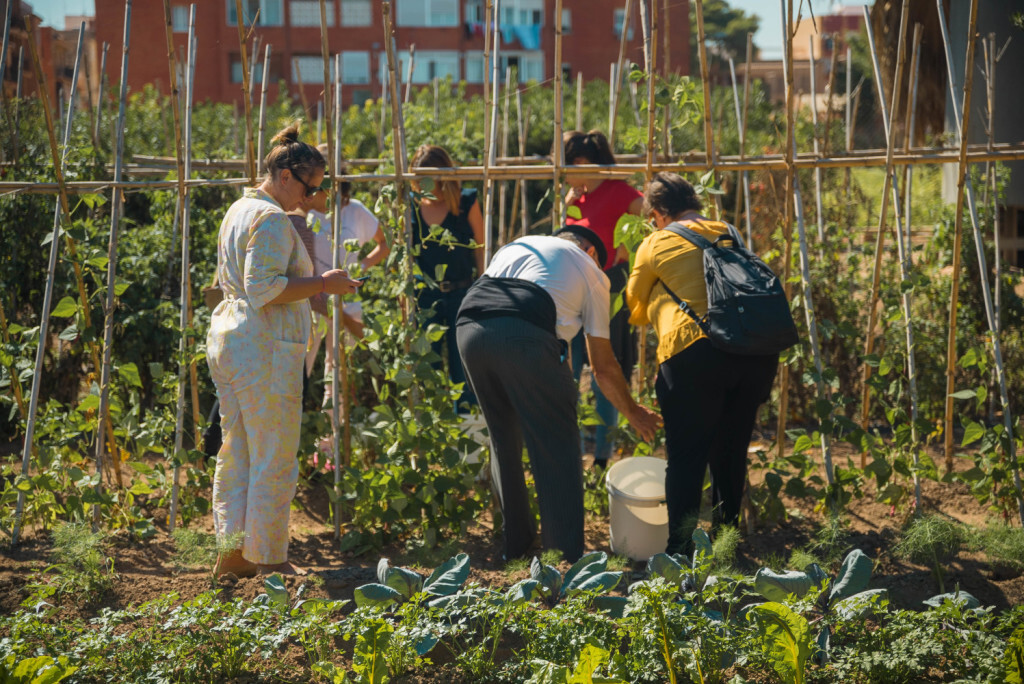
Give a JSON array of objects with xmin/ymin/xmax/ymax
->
[{"xmin": 563, "ymin": 129, "xmax": 643, "ymax": 469}]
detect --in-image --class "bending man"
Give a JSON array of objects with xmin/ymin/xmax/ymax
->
[{"xmin": 456, "ymin": 225, "xmax": 660, "ymax": 563}]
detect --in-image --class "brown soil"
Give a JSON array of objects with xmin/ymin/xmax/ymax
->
[{"xmin": 1, "ymin": 441, "xmax": 1021, "ymax": 625}]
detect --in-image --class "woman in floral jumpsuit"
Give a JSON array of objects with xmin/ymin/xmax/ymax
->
[{"xmin": 207, "ymin": 123, "xmax": 359, "ymax": 577}]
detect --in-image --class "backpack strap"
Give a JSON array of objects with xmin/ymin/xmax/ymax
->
[
  {"xmin": 657, "ymin": 278, "xmax": 711, "ymax": 336},
  {"xmin": 663, "ymin": 221, "xmax": 714, "ymax": 249}
]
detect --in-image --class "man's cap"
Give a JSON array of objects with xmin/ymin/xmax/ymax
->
[{"xmin": 555, "ymin": 224, "xmax": 608, "ymax": 269}]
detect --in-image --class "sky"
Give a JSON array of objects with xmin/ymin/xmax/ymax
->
[{"xmin": 26, "ymin": 0, "xmax": 843, "ymax": 58}]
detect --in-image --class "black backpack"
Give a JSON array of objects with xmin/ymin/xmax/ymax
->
[{"xmin": 658, "ymin": 221, "xmax": 799, "ymax": 356}]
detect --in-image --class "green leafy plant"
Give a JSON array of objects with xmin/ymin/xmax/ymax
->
[
  {"xmin": 895, "ymin": 514, "xmax": 966, "ymax": 593},
  {"xmin": 746, "ymin": 602, "xmax": 813, "ymax": 684},
  {"xmin": 24, "ymin": 521, "xmax": 116, "ymax": 607}
]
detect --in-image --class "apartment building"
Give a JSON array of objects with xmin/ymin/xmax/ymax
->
[{"xmin": 93, "ymin": 0, "xmax": 690, "ymax": 107}]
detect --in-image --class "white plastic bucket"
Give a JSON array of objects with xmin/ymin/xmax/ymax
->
[{"xmin": 606, "ymin": 456, "xmax": 669, "ymax": 561}]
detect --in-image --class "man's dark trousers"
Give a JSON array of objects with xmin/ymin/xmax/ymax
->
[{"xmin": 457, "ymin": 316, "xmax": 583, "ymax": 562}]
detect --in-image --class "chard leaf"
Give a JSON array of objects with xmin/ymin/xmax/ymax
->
[
  {"xmin": 692, "ymin": 528, "xmax": 713, "ymax": 566},
  {"xmin": 646, "ymin": 553, "xmax": 684, "ymax": 586},
  {"xmin": 832, "ymin": 589, "xmax": 889, "ymax": 620},
  {"xmin": 563, "ymin": 551, "xmax": 607, "ymax": 593},
  {"xmin": 424, "ymin": 553, "xmax": 470, "ymax": 596},
  {"xmin": 354, "ymin": 583, "xmax": 403, "ymax": 608},
  {"xmin": 568, "ymin": 571, "xmax": 621, "ymax": 596},
  {"xmin": 829, "ymin": 549, "xmax": 873, "ymax": 602},
  {"xmin": 923, "ymin": 591, "xmax": 980, "ymax": 609},
  {"xmin": 262, "ymin": 573, "xmax": 289, "ymax": 611},
  {"xmin": 505, "ymin": 579, "xmax": 543, "ymax": 604},
  {"xmin": 754, "ymin": 568, "xmax": 816, "ymax": 601},
  {"xmin": 747, "ymin": 602, "xmax": 812, "ymax": 684},
  {"xmin": 530, "ymin": 557, "xmax": 562, "ymax": 598}
]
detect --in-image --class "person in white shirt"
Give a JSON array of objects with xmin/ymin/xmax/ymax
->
[
  {"xmin": 455, "ymin": 225, "xmax": 660, "ymax": 562},
  {"xmin": 301, "ymin": 153, "xmax": 390, "ymax": 407}
]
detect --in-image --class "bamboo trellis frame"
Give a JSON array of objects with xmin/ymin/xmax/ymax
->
[{"xmin": 6, "ymin": 0, "xmax": 1024, "ymax": 545}]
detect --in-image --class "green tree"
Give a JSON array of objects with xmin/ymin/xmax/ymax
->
[{"xmin": 690, "ymin": 0, "xmax": 761, "ymax": 65}]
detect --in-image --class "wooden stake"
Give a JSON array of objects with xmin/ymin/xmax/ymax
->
[
  {"xmin": 638, "ymin": 0, "xmax": 654, "ymax": 175},
  {"xmin": 774, "ymin": 0, "xmax": 797, "ymax": 463},
  {"xmin": 552, "ymin": 0, "xmax": 564, "ymax": 228},
  {"xmin": 93, "ymin": 2, "xmax": 132, "ymax": 529},
  {"xmin": 936, "ymin": 0, "xmax": 1023, "ymax": 523},
  {"xmin": 575, "ymin": 71, "xmax": 583, "ymax": 130},
  {"xmin": 808, "ymin": 35, "xmax": 825, "ymax": 256},
  {"xmin": 517, "ymin": 89, "xmax": 529, "ymax": 238},
  {"xmin": 256, "ymin": 44, "xmax": 271, "ymax": 175},
  {"xmin": 901, "ymin": 25, "xmax": 923, "ymax": 261},
  {"xmin": 864, "ymin": 1, "xmax": 918, "ymax": 505},
  {"xmin": 483, "ymin": 6, "xmax": 501, "ymax": 264},
  {"xmin": 609, "ymin": 0, "xmax": 634, "ymax": 147},
  {"xmin": 169, "ymin": 7, "xmax": 198, "ymax": 532},
  {"xmin": 234, "ymin": 0, "xmax": 257, "ymax": 183},
  {"xmin": 403, "ymin": 44, "xmax": 415, "ymax": 104},
  {"xmin": 498, "ymin": 66, "xmax": 512, "ymax": 247},
  {"xmin": 12, "ymin": 45, "xmax": 23, "ymax": 164},
  {"xmin": 694, "ymin": 1, "xmax": 715, "ymax": 174}
]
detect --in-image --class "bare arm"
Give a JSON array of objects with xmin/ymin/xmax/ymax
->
[
  {"xmin": 360, "ymin": 225, "xmax": 391, "ymax": 271},
  {"xmin": 467, "ymin": 200, "xmax": 486, "ymax": 277},
  {"xmin": 585, "ymin": 335, "xmax": 661, "ymax": 441},
  {"xmin": 268, "ymin": 269, "xmax": 360, "ymax": 305}
]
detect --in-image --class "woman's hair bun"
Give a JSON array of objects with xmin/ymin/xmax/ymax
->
[{"xmin": 271, "ymin": 122, "xmax": 302, "ymax": 146}]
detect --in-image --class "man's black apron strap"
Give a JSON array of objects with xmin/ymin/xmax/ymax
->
[{"xmin": 456, "ymin": 275, "xmax": 558, "ymax": 339}]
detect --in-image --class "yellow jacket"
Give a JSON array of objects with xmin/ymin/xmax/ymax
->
[{"xmin": 626, "ymin": 219, "xmax": 730, "ymax": 365}]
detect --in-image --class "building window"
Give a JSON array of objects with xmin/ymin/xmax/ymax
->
[
  {"xmin": 501, "ymin": 0, "xmax": 543, "ymax": 26},
  {"xmin": 292, "ymin": 55, "xmax": 336, "ymax": 84},
  {"xmin": 341, "ymin": 51, "xmax": 370, "ymax": 84},
  {"xmin": 613, "ymin": 8, "xmax": 635, "ymax": 40},
  {"xmin": 464, "ymin": 0, "xmax": 482, "ymax": 23},
  {"xmin": 171, "ymin": 5, "xmax": 189, "ymax": 32},
  {"xmin": 231, "ymin": 59, "xmax": 263, "ymax": 84},
  {"xmin": 397, "ymin": 0, "xmax": 458, "ymax": 27},
  {"xmin": 561, "ymin": 8, "xmax": 571, "ymax": 33},
  {"xmin": 465, "ymin": 51, "xmax": 542, "ymax": 84},
  {"xmin": 381, "ymin": 50, "xmax": 459, "ymax": 84},
  {"xmin": 290, "ymin": 0, "xmax": 333, "ymax": 26},
  {"xmin": 340, "ymin": 0, "xmax": 372, "ymax": 26},
  {"xmin": 228, "ymin": 0, "xmax": 284, "ymax": 27}
]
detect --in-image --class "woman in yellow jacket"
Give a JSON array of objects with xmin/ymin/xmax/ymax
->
[{"xmin": 626, "ymin": 173, "xmax": 777, "ymax": 557}]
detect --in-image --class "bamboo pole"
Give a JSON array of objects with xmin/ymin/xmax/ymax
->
[
  {"xmin": 498, "ymin": 66, "xmax": 512, "ymax": 247},
  {"xmin": 662, "ymin": 0, "xmax": 670, "ymax": 76},
  {"xmin": 822, "ymin": 34, "xmax": 839, "ymax": 157},
  {"xmin": 638, "ymin": 0, "xmax": 653, "ymax": 173},
  {"xmin": 609, "ymin": 0, "xmax": 634, "ymax": 147},
  {"xmin": 94, "ymin": 43, "xmax": 109, "ymax": 152},
  {"xmin": 937, "ymin": 0, "xmax": 1023, "ymax": 523},
  {"xmin": 256, "ymin": 44, "xmax": 271, "ymax": 175},
  {"xmin": 776, "ymin": 0, "xmax": 796, "ymax": 463},
  {"xmin": 902, "ymin": 25, "xmax": 923, "ymax": 251},
  {"xmin": 12, "ymin": 45, "xmax": 22, "ymax": 164},
  {"xmin": 858, "ymin": 3, "xmax": 897, "ymax": 439},
  {"xmin": 940, "ymin": 0, "xmax": 979, "ymax": 472},
  {"xmin": 844, "ymin": 46, "xmax": 852, "ymax": 204},
  {"xmin": 608, "ymin": 62, "xmax": 616, "ymax": 139},
  {"xmin": 483, "ymin": 0, "xmax": 492, "ymax": 166},
  {"xmin": 11, "ymin": 20, "xmax": 90, "ymax": 544},
  {"xmin": 866, "ymin": 1, "xmax": 921, "ymax": 509},
  {"xmin": 694, "ymin": 1, "xmax": 715, "ymax": 175},
  {"xmin": 248, "ymin": 34, "xmax": 261, "ymax": 109},
  {"xmin": 808, "ymin": 35, "xmax": 825, "ymax": 256},
  {"xmin": 740, "ymin": 33, "xmax": 753, "ymax": 245},
  {"xmin": 433, "ymin": 76, "xmax": 439, "ymax": 125},
  {"xmin": 88, "ymin": 4, "xmax": 131, "ymax": 530},
  {"xmin": 517, "ymin": 88, "xmax": 529, "ymax": 238},
  {"xmin": 377, "ymin": 68, "xmax": 387, "ymax": 155},
  {"xmin": 729, "ymin": 55, "xmax": 752, "ymax": 244},
  {"xmin": 331, "ymin": 52, "xmax": 351, "ymax": 531},
  {"xmin": 382, "ymin": 3, "xmax": 409, "ymax": 284},
  {"xmin": 169, "ymin": 7, "xmax": 198, "ymax": 533},
  {"xmin": 403, "ymin": 44, "xmax": 415, "ymax": 104},
  {"xmin": 234, "ymin": 0, "xmax": 257, "ymax": 183},
  {"xmin": 575, "ymin": 71, "xmax": 583, "ymax": 130},
  {"xmin": 0, "ymin": 1, "xmax": 11, "ymax": 122},
  {"xmin": 552, "ymin": 0, "xmax": 564, "ymax": 228},
  {"xmin": 483, "ymin": 2, "xmax": 501, "ymax": 264},
  {"xmin": 10, "ymin": 143, "xmax": 1024, "ymax": 195}
]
